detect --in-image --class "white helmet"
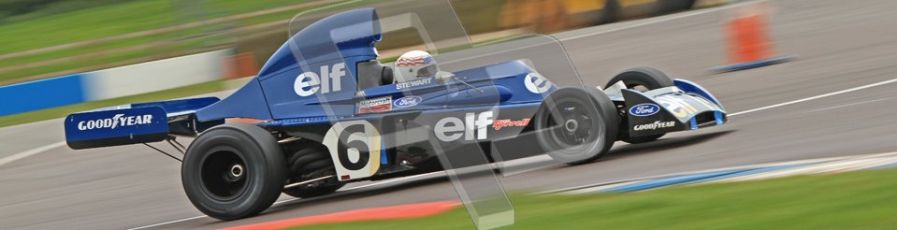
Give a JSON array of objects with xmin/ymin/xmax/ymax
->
[{"xmin": 394, "ymin": 50, "xmax": 437, "ymax": 83}]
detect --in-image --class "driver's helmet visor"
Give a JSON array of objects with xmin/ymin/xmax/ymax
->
[{"xmin": 417, "ymin": 64, "xmax": 438, "ymax": 78}]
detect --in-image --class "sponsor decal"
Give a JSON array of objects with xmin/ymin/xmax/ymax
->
[
  {"xmin": 396, "ymin": 77, "xmax": 433, "ymax": 90},
  {"xmin": 656, "ymin": 96, "xmax": 698, "ymax": 119},
  {"xmin": 77, "ymin": 114, "xmax": 154, "ymax": 131},
  {"xmin": 629, "ymin": 103, "xmax": 660, "ymax": 117},
  {"xmin": 357, "ymin": 96, "xmax": 392, "ymax": 114},
  {"xmin": 323, "ymin": 120, "xmax": 381, "ymax": 181},
  {"xmin": 435, "ymin": 111, "xmax": 493, "ymax": 142},
  {"xmin": 492, "ymin": 118, "xmax": 530, "ymax": 131},
  {"xmin": 633, "ymin": 120, "xmax": 676, "ymax": 131},
  {"xmin": 393, "ymin": 96, "xmax": 422, "ymax": 108},
  {"xmin": 294, "ymin": 63, "xmax": 347, "ymax": 97},
  {"xmin": 524, "ymin": 73, "xmax": 552, "ymax": 94}
]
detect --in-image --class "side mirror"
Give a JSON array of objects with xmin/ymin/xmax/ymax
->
[{"xmin": 435, "ymin": 71, "xmax": 454, "ymax": 84}]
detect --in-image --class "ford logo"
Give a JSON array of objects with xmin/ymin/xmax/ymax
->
[
  {"xmin": 393, "ymin": 96, "xmax": 422, "ymax": 108},
  {"xmin": 629, "ymin": 103, "xmax": 660, "ymax": 117}
]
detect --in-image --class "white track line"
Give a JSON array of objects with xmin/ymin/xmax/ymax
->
[
  {"xmin": 122, "ymin": 1, "xmax": 897, "ymax": 229},
  {"xmin": 716, "ymin": 156, "xmax": 897, "ymax": 183},
  {"xmin": 545, "ymin": 73, "xmax": 897, "ymax": 193},
  {"xmin": 127, "ymin": 216, "xmax": 207, "ymax": 230},
  {"xmin": 6, "ymin": 0, "xmax": 756, "ymax": 173},
  {"xmin": 63, "ymin": 25, "xmax": 897, "ymax": 230},
  {"xmin": 561, "ymin": 0, "xmax": 759, "ymax": 41},
  {"xmin": 445, "ymin": 0, "xmax": 756, "ymax": 64},
  {"xmin": 127, "ymin": 157, "xmax": 551, "ymax": 229},
  {"xmin": 126, "ymin": 171, "xmax": 444, "ymax": 230},
  {"xmin": 124, "ymin": 66, "xmax": 897, "ymax": 230},
  {"xmin": 551, "ymin": 150, "xmax": 897, "ymax": 194},
  {"xmin": 729, "ymin": 77, "xmax": 897, "ymax": 117},
  {"xmin": 0, "ymin": 141, "xmax": 65, "ymax": 168}
]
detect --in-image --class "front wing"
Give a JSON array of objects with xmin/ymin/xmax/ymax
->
[{"xmin": 619, "ymin": 79, "xmax": 727, "ymax": 137}]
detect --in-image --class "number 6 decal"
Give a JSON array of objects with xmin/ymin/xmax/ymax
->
[{"xmin": 323, "ymin": 120, "xmax": 381, "ymax": 181}]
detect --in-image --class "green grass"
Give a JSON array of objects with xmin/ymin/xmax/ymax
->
[
  {"xmin": 0, "ymin": 0, "xmax": 320, "ymax": 83},
  {"xmin": 0, "ymin": 80, "xmax": 233, "ymax": 128},
  {"xmin": 0, "ymin": 0, "xmax": 513, "ymax": 83},
  {"xmin": 0, "ymin": 0, "xmax": 312, "ymax": 54},
  {"xmin": 297, "ymin": 168, "xmax": 897, "ymax": 229}
]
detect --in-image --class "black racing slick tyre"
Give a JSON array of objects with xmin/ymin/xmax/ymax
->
[
  {"xmin": 182, "ymin": 124, "xmax": 286, "ymax": 220},
  {"xmin": 283, "ymin": 141, "xmax": 345, "ymax": 198},
  {"xmin": 535, "ymin": 87, "xmax": 619, "ymax": 165},
  {"xmin": 606, "ymin": 67, "xmax": 675, "ymax": 144},
  {"xmin": 605, "ymin": 67, "xmax": 675, "ymax": 91}
]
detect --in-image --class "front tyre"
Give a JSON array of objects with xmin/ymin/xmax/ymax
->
[
  {"xmin": 535, "ymin": 88, "xmax": 619, "ymax": 165},
  {"xmin": 182, "ymin": 124, "xmax": 286, "ymax": 220},
  {"xmin": 605, "ymin": 67, "xmax": 674, "ymax": 91},
  {"xmin": 606, "ymin": 67, "xmax": 675, "ymax": 144}
]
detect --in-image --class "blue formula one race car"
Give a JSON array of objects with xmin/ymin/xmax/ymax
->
[{"xmin": 63, "ymin": 8, "xmax": 727, "ymax": 220}]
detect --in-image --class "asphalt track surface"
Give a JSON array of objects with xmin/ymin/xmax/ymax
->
[{"xmin": 3, "ymin": 0, "xmax": 897, "ymax": 229}]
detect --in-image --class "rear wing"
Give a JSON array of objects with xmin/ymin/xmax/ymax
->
[{"xmin": 64, "ymin": 97, "xmax": 223, "ymax": 149}]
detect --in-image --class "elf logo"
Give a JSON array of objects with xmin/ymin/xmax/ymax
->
[
  {"xmin": 294, "ymin": 63, "xmax": 347, "ymax": 97},
  {"xmin": 524, "ymin": 73, "xmax": 552, "ymax": 94},
  {"xmin": 434, "ymin": 111, "xmax": 493, "ymax": 142}
]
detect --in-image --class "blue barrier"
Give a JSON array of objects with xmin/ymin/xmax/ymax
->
[
  {"xmin": 0, "ymin": 50, "xmax": 228, "ymax": 117},
  {"xmin": 0, "ymin": 74, "xmax": 87, "ymax": 116}
]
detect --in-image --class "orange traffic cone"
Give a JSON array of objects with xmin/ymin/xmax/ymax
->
[{"xmin": 716, "ymin": 2, "xmax": 791, "ymax": 73}]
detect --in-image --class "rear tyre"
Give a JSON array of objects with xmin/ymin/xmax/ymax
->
[
  {"xmin": 283, "ymin": 141, "xmax": 344, "ymax": 198},
  {"xmin": 182, "ymin": 124, "xmax": 286, "ymax": 220},
  {"xmin": 535, "ymin": 88, "xmax": 619, "ymax": 165},
  {"xmin": 606, "ymin": 67, "xmax": 675, "ymax": 144}
]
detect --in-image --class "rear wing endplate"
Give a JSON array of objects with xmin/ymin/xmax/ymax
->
[{"xmin": 64, "ymin": 97, "xmax": 222, "ymax": 150}]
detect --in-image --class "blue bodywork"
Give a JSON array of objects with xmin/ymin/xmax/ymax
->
[
  {"xmin": 64, "ymin": 97, "xmax": 219, "ymax": 149},
  {"xmin": 197, "ymin": 8, "xmax": 383, "ymax": 121},
  {"xmin": 195, "ymin": 8, "xmax": 548, "ymax": 127},
  {"xmin": 63, "ymin": 8, "xmax": 727, "ymax": 181}
]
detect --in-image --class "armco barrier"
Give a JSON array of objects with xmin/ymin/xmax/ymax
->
[
  {"xmin": 85, "ymin": 50, "xmax": 229, "ymax": 100},
  {"xmin": 0, "ymin": 74, "xmax": 89, "ymax": 116},
  {"xmin": 0, "ymin": 50, "xmax": 230, "ymax": 116}
]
